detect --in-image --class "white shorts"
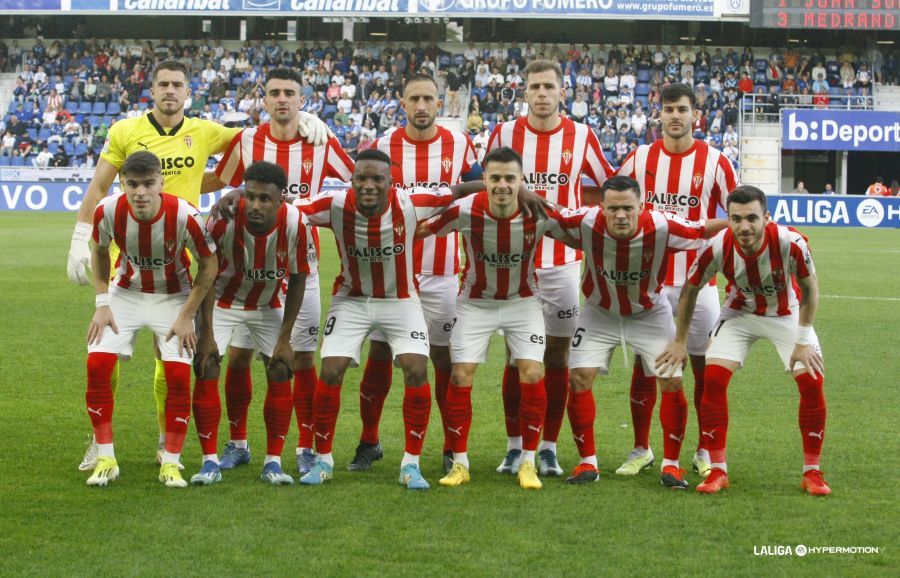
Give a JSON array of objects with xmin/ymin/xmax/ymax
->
[
  {"xmin": 87, "ymin": 289, "xmax": 192, "ymax": 365},
  {"xmin": 706, "ymin": 310, "xmax": 823, "ymax": 372},
  {"xmin": 569, "ymin": 301, "xmax": 682, "ymax": 379},
  {"xmin": 230, "ymin": 274, "xmax": 321, "ymax": 353},
  {"xmin": 369, "ymin": 274, "xmax": 458, "ymax": 347},
  {"xmin": 451, "ymin": 297, "xmax": 546, "ymax": 364},
  {"xmin": 213, "ymin": 306, "xmax": 283, "ymax": 358},
  {"xmin": 663, "ymin": 284, "xmax": 721, "ymax": 356},
  {"xmin": 320, "ymin": 296, "xmax": 430, "ymax": 366},
  {"xmin": 535, "ymin": 261, "xmax": 581, "ymax": 337}
]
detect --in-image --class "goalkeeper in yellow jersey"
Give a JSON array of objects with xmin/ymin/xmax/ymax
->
[{"xmin": 67, "ymin": 60, "xmax": 330, "ymax": 471}]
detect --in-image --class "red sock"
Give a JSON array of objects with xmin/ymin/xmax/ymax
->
[
  {"xmin": 313, "ymin": 379, "xmax": 341, "ymax": 454},
  {"xmin": 501, "ymin": 365, "xmax": 520, "ymax": 437},
  {"xmin": 192, "ymin": 378, "xmax": 221, "ymax": 456},
  {"xmin": 434, "ymin": 366, "xmax": 452, "ymax": 452},
  {"xmin": 358, "ymin": 357, "xmax": 392, "ymax": 445},
  {"xmin": 520, "ymin": 380, "xmax": 547, "ymax": 451},
  {"xmin": 264, "ymin": 379, "xmax": 292, "ymax": 457},
  {"xmin": 660, "ymin": 390, "xmax": 688, "ymax": 463},
  {"xmin": 293, "ymin": 367, "xmax": 317, "ymax": 448},
  {"xmin": 224, "ymin": 366, "xmax": 252, "ymax": 441},
  {"xmin": 162, "ymin": 362, "xmax": 191, "ymax": 454},
  {"xmin": 567, "ymin": 389, "xmax": 596, "ymax": 459},
  {"xmin": 796, "ymin": 372, "xmax": 826, "ymax": 468},
  {"xmin": 630, "ymin": 363, "xmax": 657, "ymax": 449},
  {"xmin": 691, "ymin": 361, "xmax": 706, "ymax": 451},
  {"xmin": 86, "ymin": 352, "xmax": 117, "ymax": 444},
  {"xmin": 403, "ymin": 383, "xmax": 431, "ymax": 456},
  {"xmin": 543, "ymin": 368, "xmax": 568, "ymax": 443},
  {"xmin": 445, "ymin": 385, "xmax": 472, "ymax": 453},
  {"xmin": 701, "ymin": 365, "xmax": 733, "ymax": 465}
]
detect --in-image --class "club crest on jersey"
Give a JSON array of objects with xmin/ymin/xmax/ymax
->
[
  {"xmin": 276, "ymin": 249, "xmax": 287, "ymax": 263},
  {"xmin": 692, "ymin": 173, "xmax": 704, "ymax": 189},
  {"xmin": 393, "ymin": 221, "xmax": 405, "ymax": 238},
  {"xmin": 441, "ymin": 156, "xmax": 452, "ymax": 173},
  {"xmin": 302, "ymin": 158, "xmax": 313, "ymax": 174},
  {"xmin": 524, "ymin": 231, "xmax": 535, "ymax": 246},
  {"xmin": 771, "ymin": 268, "xmax": 786, "ymax": 289},
  {"xmin": 561, "ymin": 149, "xmax": 573, "ymax": 166},
  {"xmin": 164, "ymin": 238, "xmax": 176, "ymax": 256},
  {"xmin": 183, "ymin": 135, "xmax": 192, "ymax": 150},
  {"xmin": 642, "ymin": 249, "xmax": 653, "ymax": 263}
]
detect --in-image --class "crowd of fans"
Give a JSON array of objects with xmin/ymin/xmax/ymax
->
[{"xmin": 0, "ymin": 36, "xmax": 896, "ymax": 169}]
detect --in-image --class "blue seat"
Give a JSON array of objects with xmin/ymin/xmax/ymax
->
[
  {"xmin": 26, "ymin": 128, "xmax": 37, "ymax": 141},
  {"xmin": 10, "ymin": 155, "xmax": 25, "ymax": 166},
  {"xmin": 635, "ymin": 83, "xmax": 650, "ymax": 96},
  {"xmin": 7, "ymin": 101, "xmax": 18, "ymax": 114},
  {"xmin": 453, "ymin": 54, "xmax": 465, "ymax": 67},
  {"xmin": 636, "ymin": 69, "xmax": 650, "ymax": 83},
  {"xmin": 38, "ymin": 128, "xmax": 51, "ymax": 140},
  {"xmin": 48, "ymin": 142, "xmax": 59, "ymax": 154},
  {"xmin": 63, "ymin": 142, "xmax": 75, "ymax": 155},
  {"xmin": 63, "ymin": 75, "xmax": 74, "ymax": 85},
  {"xmin": 0, "ymin": 156, "xmax": 10, "ymax": 166},
  {"xmin": 89, "ymin": 115, "xmax": 102, "ymax": 127},
  {"xmin": 140, "ymin": 88, "xmax": 151, "ymax": 99},
  {"xmin": 65, "ymin": 101, "xmax": 78, "ymax": 114},
  {"xmin": 635, "ymin": 95, "xmax": 649, "ymax": 109},
  {"xmin": 75, "ymin": 142, "xmax": 88, "ymax": 156},
  {"xmin": 78, "ymin": 101, "xmax": 92, "ymax": 114},
  {"xmin": 92, "ymin": 102, "xmax": 106, "ymax": 114},
  {"xmin": 754, "ymin": 59, "xmax": 767, "ymax": 72},
  {"xmin": 137, "ymin": 102, "xmax": 149, "ymax": 110},
  {"xmin": 106, "ymin": 102, "xmax": 121, "ymax": 116}
]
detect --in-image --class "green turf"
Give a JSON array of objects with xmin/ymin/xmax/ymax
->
[{"xmin": 0, "ymin": 214, "xmax": 897, "ymax": 576}]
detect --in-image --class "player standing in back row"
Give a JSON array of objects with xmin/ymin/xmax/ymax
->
[
  {"xmin": 488, "ymin": 59, "xmax": 613, "ymax": 476},
  {"xmin": 352, "ymin": 73, "xmax": 481, "ymax": 474},
  {"xmin": 615, "ymin": 83, "xmax": 738, "ymax": 479}
]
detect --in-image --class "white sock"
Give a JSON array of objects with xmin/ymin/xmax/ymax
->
[
  {"xmin": 695, "ymin": 448, "xmax": 710, "ymax": 460},
  {"xmin": 97, "ymin": 443, "xmax": 115, "ymax": 458},
  {"xmin": 296, "ymin": 446, "xmax": 312, "ymax": 455},
  {"xmin": 232, "ymin": 439, "xmax": 248, "ymax": 450},
  {"xmin": 158, "ymin": 433, "xmax": 166, "ymax": 444},
  {"xmin": 662, "ymin": 458, "xmax": 680, "ymax": 470},
  {"xmin": 580, "ymin": 455, "xmax": 598, "ymax": 467},
  {"xmin": 521, "ymin": 450, "xmax": 536, "ymax": 464},
  {"xmin": 264, "ymin": 455, "xmax": 280, "ymax": 466},
  {"xmin": 803, "ymin": 465, "xmax": 820, "ymax": 473},
  {"xmin": 202, "ymin": 453, "xmax": 219, "ymax": 464},
  {"xmin": 401, "ymin": 452, "xmax": 419, "ymax": 468},
  {"xmin": 318, "ymin": 452, "xmax": 334, "ymax": 467},
  {"xmin": 711, "ymin": 462, "xmax": 727, "ymax": 473},
  {"xmin": 452, "ymin": 452, "xmax": 469, "ymax": 468},
  {"xmin": 634, "ymin": 445, "xmax": 650, "ymax": 454},
  {"xmin": 161, "ymin": 451, "xmax": 180, "ymax": 465},
  {"xmin": 538, "ymin": 441, "xmax": 557, "ymax": 453},
  {"xmin": 507, "ymin": 436, "xmax": 523, "ymax": 451}
]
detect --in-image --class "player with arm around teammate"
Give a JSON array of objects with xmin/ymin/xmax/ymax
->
[{"xmin": 656, "ymin": 185, "xmax": 830, "ymax": 495}]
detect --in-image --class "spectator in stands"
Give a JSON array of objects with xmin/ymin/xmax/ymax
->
[
  {"xmin": 738, "ymin": 71, "xmax": 753, "ymax": 95},
  {"xmin": 891, "ymin": 180, "xmax": 899, "ymax": 197},
  {"xmin": 722, "ymin": 141, "xmax": 739, "ymax": 167},
  {"xmin": 856, "ymin": 63, "xmax": 872, "ymax": 90},
  {"xmin": 32, "ymin": 143, "xmax": 53, "ymax": 168},
  {"xmin": 813, "ymin": 88, "xmax": 830, "ymax": 109},
  {"xmin": 723, "ymin": 124, "xmax": 738, "ymax": 148},
  {"xmin": 812, "ymin": 73, "xmax": 829, "ymax": 94},
  {"xmin": 614, "ymin": 134, "xmax": 629, "ymax": 166},
  {"xmin": 839, "ymin": 61, "xmax": 856, "ymax": 89},
  {"xmin": 570, "ymin": 93, "xmax": 588, "ymax": 122},
  {"xmin": 1, "ymin": 131, "xmax": 16, "ymax": 156},
  {"xmin": 866, "ymin": 177, "xmax": 890, "ymax": 196},
  {"xmin": 791, "ymin": 181, "xmax": 809, "ymax": 195},
  {"xmin": 51, "ymin": 144, "xmax": 69, "ymax": 168},
  {"xmin": 466, "ymin": 106, "xmax": 483, "ymax": 134},
  {"xmin": 821, "ymin": 184, "xmax": 835, "ymax": 195}
]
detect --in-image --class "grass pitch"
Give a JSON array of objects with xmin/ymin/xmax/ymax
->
[{"xmin": 0, "ymin": 214, "xmax": 897, "ymax": 576}]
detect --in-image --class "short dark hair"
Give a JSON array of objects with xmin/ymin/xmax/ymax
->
[
  {"xmin": 244, "ymin": 160, "xmax": 287, "ymax": 192},
  {"xmin": 402, "ymin": 73, "xmax": 438, "ymax": 94},
  {"xmin": 600, "ymin": 175, "xmax": 642, "ymax": 201},
  {"xmin": 121, "ymin": 151, "xmax": 161, "ymax": 177},
  {"xmin": 524, "ymin": 59, "xmax": 563, "ymax": 87},
  {"xmin": 152, "ymin": 60, "xmax": 190, "ymax": 83},
  {"xmin": 265, "ymin": 67, "xmax": 303, "ymax": 87},
  {"xmin": 726, "ymin": 185, "xmax": 767, "ymax": 210},
  {"xmin": 355, "ymin": 148, "xmax": 392, "ymax": 167},
  {"xmin": 482, "ymin": 146, "xmax": 523, "ymax": 171},
  {"xmin": 661, "ymin": 83, "xmax": 697, "ymax": 109}
]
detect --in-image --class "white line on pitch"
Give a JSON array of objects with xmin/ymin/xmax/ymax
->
[{"xmin": 717, "ymin": 290, "xmax": 900, "ymax": 302}]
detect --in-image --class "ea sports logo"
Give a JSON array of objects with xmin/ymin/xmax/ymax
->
[{"xmin": 856, "ymin": 199, "xmax": 884, "ymax": 228}]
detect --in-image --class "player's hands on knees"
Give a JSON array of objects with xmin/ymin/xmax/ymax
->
[
  {"xmin": 87, "ymin": 306, "xmax": 119, "ymax": 345},
  {"xmin": 655, "ymin": 341, "xmax": 687, "ymax": 376},
  {"xmin": 193, "ymin": 333, "xmax": 220, "ymax": 379},
  {"xmin": 298, "ymin": 111, "xmax": 331, "ymax": 146},
  {"xmin": 209, "ymin": 188, "xmax": 243, "ymax": 221},
  {"xmin": 517, "ymin": 184, "xmax": 553, "ymax": 219},
  {"xmin": 68, "ymin": 222, "xmax": 93, "ymax": 285},
  {"xmin": 790, "ymin": 344, "xmax": 825, "ymax": 378},
  {"xmin": 166, "ymin": 314, "xmax": 198, "ymax": 358},
  {"xmin": 268, "ymin": 339, "xmax": 293, "ymax": 379}
]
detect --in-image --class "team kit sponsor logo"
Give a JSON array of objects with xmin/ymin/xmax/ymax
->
[
  {"xmin": 242, "ymin": 267, "xmax": 287, "ymax": 281},
  {"xmin": 645, "ymin": 190, "xmax": 701, "ymax": 214},
  {"xmin": 595, "ymin": 266, "xmax": 650, "ymax": 285},
  {"xmin": 125, "ymin": 254, "xmax": 175, "ymax": 269},
  {"xmin": 345, "ymin": 244, "xmax": 405, "ymax": 261},
  {"xmin": 737, "ymin": 269, "xmax": 787, "ymax": 297},
  {"xmin": 475, "ymin": 251, "xmax": 531, "ymax": 267}
]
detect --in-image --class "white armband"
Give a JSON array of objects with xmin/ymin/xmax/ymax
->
[
  {"xmin": 796, "ymin": 325, "xmax": 814, "ymax": 346},
  {"xmin": 95, "ymin": 293, "xmax": 110, "ymax": 308}
]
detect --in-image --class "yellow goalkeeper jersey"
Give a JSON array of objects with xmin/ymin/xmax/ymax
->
[{"xmin": 100, "ymin": 112, "xmax": 239, "ymax": 208}]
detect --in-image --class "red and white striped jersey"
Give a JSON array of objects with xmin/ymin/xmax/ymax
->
[
  {"xmin": 372, "ymin": 126, "xmax": 476, "ymax": 276},
  {"xmin": 215, "ymin": 124, "xmax": 354, "ymax": 276},
  {"xmin": 93, "ymin": 192, "xmax": 216, "ymax": 295},
  {"xmin": 487, "ymin": 116, "xmax": 613, "ymax": 269},
  {"xmin": 207, "ymin": 200, "xmax": 310, "ymax": 310},
  {"xmin": 428, "ymin": 192, "xmax": 565, "ymax": 300},
  {"xmin": 299, "ymin": 186, "xmax": 454, "ymax": 299},
  {"xmin": 689, "ymin": 222, "xmax": 815, "ymax": 317},
  {"xmin": 617, "ymin": 139, "xmax": 738, "ymax": 286},
  {"xmin": 559, "ymin": 208, "xmax": 707, "ymax": 315}
]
